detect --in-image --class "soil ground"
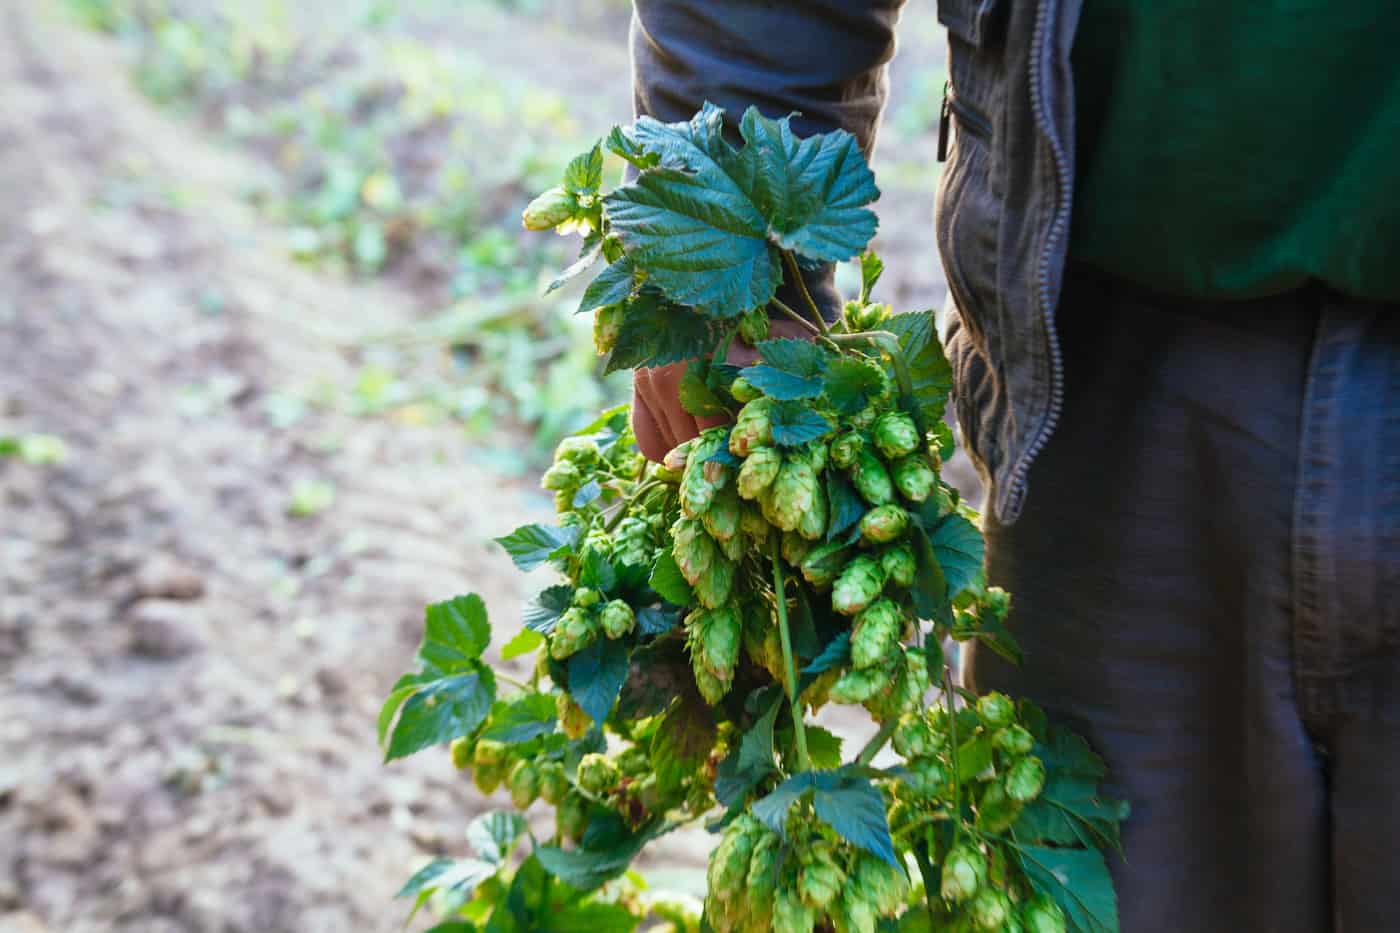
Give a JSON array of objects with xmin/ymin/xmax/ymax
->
[{"xmin": 0, "ymin": 3, "xmax": 955, "ymax": 930}]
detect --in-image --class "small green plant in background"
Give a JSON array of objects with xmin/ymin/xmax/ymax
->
[{"xmin": 0, "ymin": 433, "xmax": 69, "ymax": 465}]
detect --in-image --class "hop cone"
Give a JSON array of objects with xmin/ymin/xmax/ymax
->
[
  {"xmin": 829, "ymin": 430, "xmax": 864, "ymax": 470},
  {"xmin": 1023, "ymin": 895, "xmax": 1068, "ymax": 933},
  {"xmin": 739, "ymin": 501, "xmax": 772, "ymax": 547},
  {"xmin": 472, "ymin": 760, "xmax": 504, "ymax": 795},
  {"xmin": 970, "ymin": 888, "xmax": 1011, "ymax": 931},
  {"xmin": 507, "ymin": 760, "xmax": 539, "ymax": 808},
  {"xmin": 730, "ymin": 375, "xmax": 760, "ymax": 403},
  {"xmin": 573, "ymin": 587, "xmax": 602, "ymax": 609},
  {"xmin": 708, "ymin": 816, "xmax": 761, "ymax": 917},
  {"xmin": 577, "ymin": 753, "xmax": 619, "ymax": 796},
  {"xmin": 550, "ymin": 607, "xmax": 597, "ymax": 660},
  {"xmin": 768, "ymin": 459, "xmax": 818, "ymax": 532},
  {"xmin": 743, "ymin": 609, "xmax": 784, "ymax": 682},
  {"xmin": 977, "ymin": 692, "xmax": 1016, "ymax": 728},
  {"xmin": 893, "ymin": 713, "xmax": 936, "ymax": 759},
  {"xmin": 850, "ymin": 448, "xmax": 894, "ymax": 506},
  {"xmin": 538, "ymin": 761, "xmax": 567, "ymax": 805},
  {"xmin": 794, "ymin": 439, "xmax": 828, "ymax": 474},
  {"xmin": 796, "ymin": 476, "xmax": 829, "ymax": 541},
  {"xmin": 894, "ymin": 647, "xmax": 931, "ymax": 713},
  {"xmin": 773, "ymin": 888, "xmax": 816, "ymax": 933},
  {"xmin": 556, "ymin": 692, "xmax": 592, "ymax": 739},
  {"xmin": 851, "ymin": 599, "xmax": 903, "ymax": 668},
  {"xmin": 1005, "ymin": 755, "xmax": 1047, "ymax": 802},
  {"xmin": 594, "ymin": 303, "xmax": 622, "ymax": 355},
  {"xmin": 612, "ymin": 516, "xmax": 652, "ymax": 568},
  {"xmin": 833, "ymin": 890, "xmax": 878, "ymax": 933},
  {"xmin": 860, "ymin": 504, "xmax": 910, "ymax": 544},
  {"xmin": 832, "ymin": 554, "xmax": 886, "ymax": 616},
  {"xmin": 702, "ymin": 484, "xmax": 742, "ymax": 543},
  {"xmin": 556, "ymin": 791, "xmax": 589, "ymax": 842},
  {"xmin": 473, "ymin": 738, "xmax": 507, "ymax": 767},
  {"xmin": 907, "ymin": 755, "xmax": 949, "ymax": 799},
  {"xmin": 744, "ymin": 830, "xmax": 781, "ymax": 925},
  {"xmin": 940, "ymin": 843, "xmax": 987, "ymax": 903},
  {"xmin": 729, "ymin": 398, "xmax": 774, "ymax": 457},
  {"xmin": 872, "ymin": 411, "xmax": 920, "ymax": 460},
  {"xmin": 450, "ymin": 737, "xmax": 472, "ymax": 770},
  {"xmin": 798, "ymin": 841, "xmax": 845, "ymax": 909},
  {"xmin": 800, "ymin": 541, "xmax": 849, "ymax": 588},
  {"xmin": 693, "ymin": 554, "xmax": 737, "ymax": 609},
  {"xmin": 556, "ymin": 436, "xmax": 600, "ymax": 466},
  {"xmin": 738, "ymin": 445, "xmax": 782, "ymax": 500},
  {"xmin": 737, "ymin": 308, "xmax": 770, "ymax": 344},
  {"xmin": 880, "ymin": 543, "xmax": 916, "ymax": 588},
  {"xmin": 975, "ymin": 780, "xmax": 1023, "ymax": 833},
  {"xmin": 672, "ymin": 517, "xmax": 717, "ymax": 587},
  {"xmin": 716, "ymin": 527, "xmax": 745, "ymax": 563},
  {"xmin": 681, "ymin": 447, "xmax": 723, "ymax": 519},
  {"xmin": 891, "ymin": 456, "xmax": 936, "ymax": 503},
  {"xmin": 829, "ymin": 664, "xmax": 888, "ymax": 704},
  {"xmin": 600, "ymin": 599, "xmax": 636, "ymax": 639},
  {"xmin": 541, "ymin": 459, "xmax": 581, "ymax": 492},
  {"xmin": 688, "ymin": 606, "xmax": 741, "ymax": 701},
  {"xmin": 852, "ymin": 853, "xmax": 910, "ymax": 915},
  {"xmin": 693, "ymin": 665, "xmax": 727, "ymax": 706},
  {"xmin": 521, "ymin": 185, "xmax": 577, "ymax": 230}
]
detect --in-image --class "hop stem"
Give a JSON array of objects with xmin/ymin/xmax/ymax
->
[
  {"xmin": 943, "ymin": 662, "xmax": 963, "ymax": 839},
  {"xmin": 782, "ymin": 251, "xmax": 830, "ymax": 337},
  {"xmin": 771, "ymin": 535, "xmax": 811, "ymax": 772},
  {"xmin": 856, "ymin": 716, "xmax": 898, "ymax": 766},
  {"xmin": 604, "ymin": 479, "xmax": 665, "ymax": 532}
]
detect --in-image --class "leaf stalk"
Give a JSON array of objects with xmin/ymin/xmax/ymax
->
[{"xmin": 770, "ymin": 535, "xmax": 811, "ymax": 772}]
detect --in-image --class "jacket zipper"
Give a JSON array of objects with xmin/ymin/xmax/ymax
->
[
  {"xmin": 938, "ymin": 83, "xmax": 994, "ymax": 162},
  {"xmin": 1004, "ymin": 0, "xmax": 1069, "ymax": 520}
]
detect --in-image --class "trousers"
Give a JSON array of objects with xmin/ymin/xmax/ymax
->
[{"xmin": 966, "ymin": 264, "xmax": 1400, "ymax": 932}]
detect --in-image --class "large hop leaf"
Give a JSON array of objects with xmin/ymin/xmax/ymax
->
[{"xmin": 603, "ymin": 103, "xmax": 879, "ymax": 318}]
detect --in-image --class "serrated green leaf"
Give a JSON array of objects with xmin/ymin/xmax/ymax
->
[
  {"xmin": 804, "ymin": 725, "xmax": 844, "ymax": 770},
  {"xmin": 563, "ymin": 142, "xmax": 604, "ymax": 196},
  {"xmin": 909, "ymin": 525, "xmax": 950, "ymax": 622},
  {"xmin": 635, "ymin": 605, "xmax": 679, "ymax": 636},
  {"xmin": 714, "ymin": 696, "xmax": 780, "ymax": 806},
  {"xmin": 396, "ymin": 856, "xmax": 497, "ymax": 917},
  {"xmin": 536, "ymin": 820, "xmax": 663, "ymax": 890},
  {"xmin": 568, "ymin": 638, "xmax": 630, "ymax": 726},
  {"xmin": 679, "ymin": 360, "xmax": 729, "ymax": 417},
  {"xmin": 386, "ymin": 666, "xmax": 496, "ymax": 761},
  {"xmin": 800, "ymin": 631, "xmax": 851, "ymax": 678},
  {"xmin": 927, "ymin": 512, "xmax": 984, "ymax": 600},
  {"xmin": 769, "ymin": 401, "xmax": 833, "ymax": 447},
  {"xmin": 825, "ymin": 472, "xmax": 865, "ymax": 541},
  {"xmin": 467, "ymin": 811, "xmax": 529, "ymax": 865},
  {"xmin": 756, "ymin": 338, "xmax": 828, "ymax": 377},
  {"xmin": 543, "ymin": 902, "xmax": 641, "ymax": 933},
  {"xmin": 580, "ymin": 548, "xmax": 617, "ymax": 591},
  {"xmin": 1016, "ymin": 843, "xmax": 1121, "ymax": 933},
  {"xmin": 606, "ymin": 124, "xmax": 661, "ymax": 170},
  {"xmin": 742, "ymin": 363, "xmax": 823, "ymax": 400},
  {"xmin": 753, "ymin": 768, "xmax": 897, "ymax": 865},
  {"xmin": 578, "ymin": 257, "xmax": 635, "ymax": 315},
  {"xmin": 1016, "ymin": 728, "xmax": 1130, "ymax": 855},
  {"xmin": 859, "ymin": 251, "xmax": 884, "ymax": 303},
  {"xmin": 420, "ymin": 595, "xmax": 492, "ymax": 672},
  {"xmin": 883, "ymin": 310, "xmax": 953, "ymax": 430},
  {"xmin": 500, "ymin": 628, "xmax": 544, "ymax": 660},
  {"xmin": 616, "ymin": 636, "xmax": 692, "ymax": 719},
  {"xmin": 652, "ymin": 691, "xmax": 718, "ymax": 796},
  {"xmin": 648, "ymin": 548, "xmax": 694, "ymax": 606},
  {"xmin": 481, "ymin": 692, "xmax": 557, "ymax": 745},
  {"xmin": 603, "ymin": 291, "xmax": 715, "ymax": 374},
  {"xmin": 495, "ymin": 524, "xmax": 577, "ymax": 572},
  {"xmin": 823, "ymin": 357, "xmax": 886, "ymax": 415},
  {"xmin": 547, "ymin": 241, "xmax": 603, "ymax": 295},
  {"xmin": 524, "ymin": 585, "xmax": 574, "ymax": 634},
  {"xmin": 956, "ymin": 734, "xmax": 994, "ymax": 783}
]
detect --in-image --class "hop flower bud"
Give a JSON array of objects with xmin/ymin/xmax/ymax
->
[
  {"xmin": 852, "ymin": 852, "xmax": 910, "ymax": 915},
  {"xmin": 800, "ymin": 541, "xmax": 850, "ymax": 589},
  {"xmin": 975, "ymin": 779, "xmax": 1024, "ymax": 833},
  {"xmin": 672, "ymin": 517, "xmax": 717, "ymax": 587},
  {"xmin": 781, "ymin": 529, "xmax": 814, "ymax": 567},
  {"xmin": 829, "ymin": 431, "xmax": 864, "ymax": 469},
  {"xmin": 737, "ymin": 445, "xmax": 782, "ymax": 500},
  {"xmin": 829, "ymin": 663, "xmax": 887, "ymax": 704},
  {"xmin": 556, "ymin": 692, "xmax": 592, "ymax": 739},
  {"xmin": 473, "ymin": 759, "xmax": 504, "ymax": 795},
  {"xmin": 834, "ymin": 889, "xmax": 879, "ymax": 933},
  {"xmin": 692, "ymin": 554, "xmax": 736, "ymax": 609},
  {"xmin": 739, "ymin": 501, "xmax": 772, "ymax": 547},
  {"xmin": 662, "ymin": 439, "xmax": 692, "ymax": 476},
  {"xmin": 681, "ymin": 459, "xmax": 722, "ymax": 520},
  {"xmin": 573, "ymin": 587, "xmax": 602, "ymax": 608},
  {"xmin": 850, "ymin": 449, "xmax": 894, "ymax": 506},
  {"xmin": 774, "ymin": 888, "xmax": 816, "ymax": 933},
  {"xmin": 550, "ymin": 607, "xmax": 597, "ymax": 660},
  {"xmin": 729, "ymin": 398, "xmax": 774, "ymax": 457},
  {"xmin": 1022, "ymin": 895, "xmax": 1068, "ymax": 933},
  {"xmin": 743, "ymin": 610, "xmax": 785, "ymax": 682},
  {"xmin": 557, "ymin": 791, "xmax": 589, "ymax": 842},
  {"xmin": 737, "ymin": 308, "xmax": 770, "ymax": 345},
  {"xmin": 693, "ymin": 665, "xmax": 727, "ymax": 706},
  {"xmin": 842, "ymin": 298, "xmax": 866, "ymax": 331},
  {"xmin": 880, "ymin": 544, "xmax": 917, "ymax": 588},
  {"xmin": 702, "ymin": 485, "xmax": 742, "ymax": 543},
  {"xmin": 600, "ymin": 599, "xmax": 636, "ymax": 640},
  {"xmin": 593, "ymin": 303, "xmax": 623, "ymax": 355},
  {"xmin": 522, "ymin": 185, "xmax": 578, "ymax": 230},
  {"xmin": 577, "ymin": 753, "xmax": 619, "ymax": 796},
  {"xmin": 507, "ymin": 760, "xmax": 539, "ymax": 808},
  {"xmin": 872, "ymin": 412, "xmax": 921, "ymax": 460},
  {"xmin": 1005, "ymin": 755, "xmax": 1047, "ymax": 803},
  {"xmin": 832, "ymin": 555, "xmax": 887, "ymax": 616},
  {"xmin": 891, "ymin": 456, "xmax": 936, "ymax": 503},
  {"xmin": 852, "ymin": 599, "xmax": 903, "ymax": 669},
  {"xmin": 798, "ymin": 840, "xmax": 846, "ymax": 909},
  {"xmin": 541, "ymin": 460, "xmax": 582, "ymax": 492},
  {"xmin": 893, "ymin": 714, "xmax": 936, "ymax": 759},
  {"xmin": 940, "ymin": 843, "xmax": 986, "ymax": 903},
  {"xmin": 860, "ymin": 504, "xmax": 910, "ymax": 544},
  {"xmin": 856, "ymin": 301, "xmax": 892, "ymax": 330},
  {"xmin": 730, "ymin": 375, "xmax": 761, "ymax": 403},
  {"xmin": 976, "ymin": 692, "xmax": 1016, "ymax": 729},
  {"xmin": 688, "ymin": 605, "xmax": 742, "ymax": 685},
  {"xmin": 793, "ymin": 439, "xmax": 828, "ymax": 474},
  {"xmin": 983, "ymin": 586, "xmax": 1012, "ymax": 620},
  {"xmin": 612, "ymin": 516, "xmax": 652, "ymax": 568},
  {"xmin": 473, "ymin": 738, "xmax": 507, "ymax": 767},
  {"xmin": 709, "ymin": 815, "xmax": 762, "ymax": 896},
  {"xmin": 538, "ymin": 761, "xmax": 567, "ymax": 805},
  {"xmin": 850, "ymin": 405, "xmax": 878, "ymax": 429},
  {"xmin": 796, "ymin": 478, "xmax": 828, "ymax": 541},
  {"xmin": 769, "ymin": 459, "xmax": 818, "ymax": 533},
  {"xmin": 556, "ymin": 436, "xmax": 600, "ymax": 466},
  {"xmin": 745, "ymin": 830, "xmax": 781, "ymax": 921},
  {"xmin": 993, "ymin": 725, "xmax": 1035, "ymax": 757},
  {"xmin": 450, "ymin": 737, "xmax": 473, "ymax": 770},
  {"xmin": 970, "ymin": 888, "xmax": 1012, "ymax": 931},
  {"xmin": 907, "ymin": 755, "xmax": 949, "ymax": 798}
]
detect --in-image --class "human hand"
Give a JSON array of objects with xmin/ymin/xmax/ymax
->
[{"xmin": 631, "ymin": 318, "xmax": 814, "ymax": 462}]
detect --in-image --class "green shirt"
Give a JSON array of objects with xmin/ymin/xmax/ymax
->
[{"xmin": 1069, "ymin": 2, "xmax": 1400, "ymax": 301}]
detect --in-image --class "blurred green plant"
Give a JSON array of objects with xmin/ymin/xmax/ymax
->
[{"xmin": 0, "ymin": 433, "xmax": 69, "ymax": 465}]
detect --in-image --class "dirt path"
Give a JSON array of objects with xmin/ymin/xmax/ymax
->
[{"xmin": 0, "ymin": 4, "xmax": 550, "ymax": 930}]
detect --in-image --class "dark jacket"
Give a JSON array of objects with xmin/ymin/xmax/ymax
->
[{"xmin": 632, "ymin": 0, "xmax": 1081, "ymax": 523}]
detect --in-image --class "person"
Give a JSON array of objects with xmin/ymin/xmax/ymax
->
[{"xmin": 625, "ymin": 1, "xmax": 1400, "ymax": 930}]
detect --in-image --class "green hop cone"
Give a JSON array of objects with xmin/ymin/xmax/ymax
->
[
  {"xmin": 702, "ymin": 484, "xmax": 742, "ymax": 543},
  {"xmin": 970, "ymin": 888, "xmax": 1011, "ymax": 931},
  {"xmin": 893, "ymin": 713, "xmax": 936, "ymax": 759},
  {"xmin": 554, "ymin": 489, "xmax": 574, "ymax": 512},
  {"xmin": 852, "ymin": 852, "xmax": 911, "ymax": 915},
  {"xmin": 832, "ymin": 554, "xmax": 887, "ymax": 616},
  {"xmin": 743, "ymin": 612, "xmax": 785, "ymax": 682},
  {"xmin": 907, "ymin": 755, "xmax": 949, "ymax": 799},
  {"xmin": 800, "ymin": 541, "xmax": 849, "ymax": 589},
  {"xmin": 794, "ymin": 439, "xmax": 828, "ymax": 474},
  {"xmin": 975, "ymin": 779, "xmax": 1023, "ymax": 833},
  {"xmin": 693, "ymin": 554, "xmax": 737, "ymax": 609},
  {"xmin": 541, "ymin": 459, "xmax": 582, "ymax": 492},
  {"xmin": 739, "ymin": 501, "xmax": 772, "ymax": 547},
  {"xmin": 781, "ymin": 529, "xmax": 814, "ymax": 567},
  {"xmin": 744, "ymin": 830, "xmax": 781, "ymax": 923},
  {"xmin": 708, "ymin": 816, "xmax": 761, "ymax": 913},
  {"xmin": 769, "ymin": 459, "xmax": 818, "ymax": 533},
  {"xmin": 576, "ymin": 753, "xmax": 619, "ymax": 796},
  {"xmin": 872, "ymin": 411, "xmax": 921, "ymax": 460},
  {"xmin": 507, "ymin": 760, "xmax": 539, "ymax": 809},
  {"xmin": 522, "ymin": 185, "xmax": 578, "ymax": 230},
  {"xmin": 600, "ymin": 599, "xmax": 636, "ymax": 639},
  {"xmin": 976, "ymin": 692, "xmax": 1016, "ymax": 729},
  {"xmin": 716, "ymin": 526, "xmax": 745, "ymax": 563},
  {"xmin": 860, "ymin": 503, "xmax": 910, "ymax": 544},
  {"xmin": 538, "ymin": 761, "xmax": 567, "ymax": 805},
  {"xmin": 829, "ymin": 663, "xmax": 888, "ymax": 704},
  {"xmin": 557, "ymin": 791, "xmax": 589, "ymax": 842},
  {"xmin": 659, "ymin": 439, "xmax": 692, "ymax": 483},
  {"xmin": 880, "ymin": 543, "xmax": 916, "ymax": 588},
  {"xmin": 689, "ymin": 605, "xmax": 742, "ymax": 685},
  {"xmin": 737, "ymin": 308, "xmax": 771, "ymax": 344},
  {"xmin": 612, "ymin": 516, "xmax": 652, "ymax": 568},
  {"xmin": 1005, "ymin": 755, "xmax": 1047, "ymax": 803},
  {"xmin": 940, "ymin": 843, "xmax": 987, "ymax": 903},
  {"xmin": 737, "ymin": 445, "xmax": 782, "ymax": 500},
  {"xmin": 473, "ymin": 738, "xmax": 507, "ymax": 768},
  {"xmin": 593, "ymin": 303, "xmax": 623, "ymax": 355},
  {"xmin": 833, "ymin": 889, "xmax": 879, "ymax": 933},
  {"xmin": 729, "ymin": 397, "xmax": 774, "ymax": 457},
  {"xmin": 842, "ymin": 298, "xmax": 866, "ymax": 332},
  {"xmin": 851, "ymin": 599, "xmax": 903, "ymax": 669},
  {"xmin": 891, "ymin": 456, "xmax": 936, "ymax": 503},
  {"xmin": 681, "ymin": 456, "xmax": 721, "ymax": 520},
  {"xmin": 1022, "ymin": 894, "xmax": 1068, "ymax": 933},
  {"xmin": 829, "ymin": 430, "xmax": 864, "ymax": 470},
  {"xmin": 556, "ymin": 692, "xmax": 592, "ymax": 740},
  {"xmin": 573, "ymin": 587, "xmax": 602, "ymax": 608},
  {"xmin": 993, "ymin": 725, "xmax": 1035, "ymax": 758},
  {"xmin": 773, "ymin": 888, "xmax": 816, "ymax": 933},
  {"xmin": 693, "ymin": 665, "xmax": 727, "ymax": 706},
  {"xmin": 850, "ymin": 448, "xmax": 894, "ymax": 506},
  {"xmin": 450, "ymin": 737, "xmax": 473, "ymax": 770},
  {"xmin": 730, "ymin": 375, "xmax": 761, "ymax": 403},
  {"xmin": 472, "ymin": 759, "xmax": 504, "ymax": 795},
  {"xmin": 549, "ymin": 607, "xmax": 597, "ymax": 660},
  {"xmin": 672, "ymin": 517, "xmax": 717, "ymax": 587},
  {"xmin": 983, "ymin": 586, "xmax": 1012, "ymax": 619},
  {"xmin": 798, "ymin": 841, "xmax": 846, "ymax": 910},
  {"xmin": 849, "ymin": 404, "xmax": 878, "ymax": 429},
  {"xmin": 796, "ymin": 477, "xmax": 828, "ymax": 542},
  {"xmin": 556, "ymin": 436, "xmax": 600, "ymax": 466},
  {"xmin": 889, "ymin": 647, "xmax": 931, "ymax": 716}
]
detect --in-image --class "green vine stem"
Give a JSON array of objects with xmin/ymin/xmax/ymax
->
[
  {"xmin": 943, "ymin": 662, "xmax": 963, "ymax": 840},
  {"xmin": 856, "ymin": 716, "xmax": 899, "ymax": 766},
  {"xmin": 782, "ymin": 251, "xmax": 830, "ymax": 336},
  {"xmin": 769, "ymin": 295, "xmax": 826, "ymax": 340},
  {"xmin": 604, "ymin": 479, "xmax": 665, "ymax": 532},
  {"xmin": 771, "ymin": 534, "xmax": 811, "ymax": 771}
]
